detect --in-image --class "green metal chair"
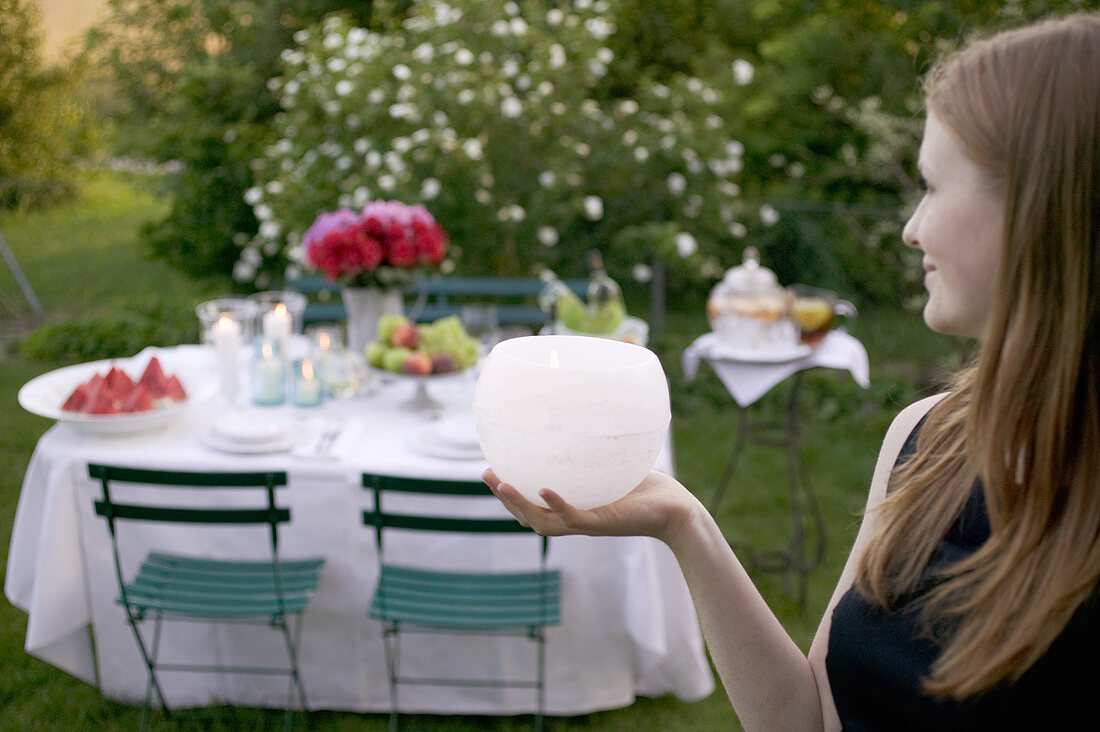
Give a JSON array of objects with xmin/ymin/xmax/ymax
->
[
  {"xmin": 361, "ymin": 473, "xmax": 562, "ymax": 731},
  {"xmin": 88, "ymin": 463, "xmax": 325, "ymax": 731}
]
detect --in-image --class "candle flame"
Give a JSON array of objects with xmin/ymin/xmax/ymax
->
[
  {"xmin": 218, "ymin": 314, "xmax": 233, "ymax": 327},
  {"xmin": 318, "ymin": 332, "xmax": 330, "ymax": 350},
  {"xmin": 302, "ymin": 358, "xmax": 315, "ymax": 380},
  {"xmin": 549, "ymin": 347, "xmax": 560, "ymax": 369},
  {"xmin": 262, "ymin": 340, "xmax": 273, "ymax": 359},
  {"xmin": 274, "ymin": 303, "xmax": 288, "ymax": 316}
]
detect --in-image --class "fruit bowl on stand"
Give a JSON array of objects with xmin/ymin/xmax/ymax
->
[
  {"xmin": 364, "ymin": 313, "xmax": 482, "ymax": 412},
  {"xmin": 367, "ymin": 366, "xmax": 473, "ymax": 413}
]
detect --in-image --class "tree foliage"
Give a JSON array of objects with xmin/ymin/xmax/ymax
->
[
  {"xmin": 87, "ymin": 0, "xmax": 1094, "ymax": 303},
  {"xmin": 0, "ymin": 0, "xmax": 76, "ymax": 209}
]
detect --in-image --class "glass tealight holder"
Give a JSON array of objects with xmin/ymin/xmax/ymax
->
[
  {"xmin": 305, "ymin": 323, "xmax": 346, "ymax": 359},
  {"xmin": 293, "ymin": 357, "xmax": 324, "ymax": 407},
  {"xmin": 195, "ymin": 297, "xmax": 261, "ymax": 345},
  {"xmin": 324, "ymin": 348, "xmax": 367, "ymax": 400},
  {"xmin": 251, "ymin": 337, "xmax": 286, "ymax": 406},
  {"xmin": 248, "ymin": 290, "xmax": 309, "ymax": 335}
]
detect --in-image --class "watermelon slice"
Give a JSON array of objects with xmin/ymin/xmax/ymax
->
[
  {"xmin": 138, "ymin": 357, "xmax": 166, "ymax": 389},
  {"xmin": 61, "ymin": 382, "xmax": 91, "ymax": 412},
  {"xmin": 163, "ymin": 374, "xmax": 188, "ymax": 402},
  {"xmin": 83, "ymin": 377, "xmax": 120, "ymax": 414},
  {"xmin": 119, "ymin": 383, "xmax": 154, "ymax": 413},
  {"xmin": 104, "ymin": 367, "xmax": 135, "ymax": 402}
]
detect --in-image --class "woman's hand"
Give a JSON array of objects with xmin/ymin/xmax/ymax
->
[{"xmin": 482, "ymin": 468, "xmax": 700, "ymax": 544}]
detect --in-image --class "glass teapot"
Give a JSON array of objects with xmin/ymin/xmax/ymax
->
[{"xmin": 706, "ymin": 247, "xmax": 789, "ymax": 347}]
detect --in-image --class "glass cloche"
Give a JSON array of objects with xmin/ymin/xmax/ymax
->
[{"xmin": 706, "ymin": 247, "xmax": 789, "ymax": 348}]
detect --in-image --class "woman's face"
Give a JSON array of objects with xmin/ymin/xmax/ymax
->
[{"xmin": 902, "ymin": 112, "xmax": 1006, "ymax": 339}]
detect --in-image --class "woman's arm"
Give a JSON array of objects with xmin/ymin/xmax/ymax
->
[{"xmin": 484, "ymin": 393, "xmax": 946, "ymax": 731}]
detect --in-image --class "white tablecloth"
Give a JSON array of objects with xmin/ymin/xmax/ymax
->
[
  {"xmin": 5, "ymin": 346, "xmax": 713, "ymax": 715},
  {"xmin": 681, "ymin": 331, "xmax": 870, "ymax": 407}
]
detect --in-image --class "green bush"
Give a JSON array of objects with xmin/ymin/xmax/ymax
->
[
  {"xmin": 19, "ymin": 298, "xmax": 200, "ymax": 363},
  {"xmin": 0, "ymin": 0, "xmax": 77, "ymax": 209}
]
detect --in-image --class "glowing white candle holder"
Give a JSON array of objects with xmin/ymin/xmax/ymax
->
[{"xmin": 474, "ymin": 335, "xmax": 670, "ymax": 510}]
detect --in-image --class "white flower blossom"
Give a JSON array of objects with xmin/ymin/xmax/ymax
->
[
  {"xmin": 546, "ymin": 8, "xmax": 563, "ymax": 25},
  {"xmin": 244, "ymin": 186, "xmax": 263, "ymax": 205},
  {"xmin": 633, "ymin": 146, "xmax": 650, "ymax": 162},
  {"xmin": 667, "ymin": 172, "xmax": 687, "ymax": 195},
  {"xmin": 421, "ymin": 178, "xmax": 440, "ymax": 200},
  {"xmin": 254, "ymin": 204, "xmax": 273, "ymax": 221},
  {"xmin": 454, "ymin": 48, "xmax": 474, "ymax": 66},
  {"xmin": 501, "ymin": 97, "xmax": 523, "ymax": 118},
  {"xmin": 732, "ymin": 58, "xmax": 755, "ymax": 86},
  {"xmin": 633, "ymin": 263, "xmax": 653, "ymax": 282},
  {"xmin": 760, "ymin": 204, "xmax": 781, "ymax": 226},
  {"xmin": 675, "ymin": 232, "xmax": 698, "ymax": 257},
  {"xmin": 538, "ymin": 226, "xmax": 559, "ymax": 246},
  {"xmin": 368, "ymin": 88, "xmax": 386, "ymax": 105},
  {"xmin": 548, "ymin": 44, "xmax": 566, "ymax": 70},
  {"xmin": 462, "ymin": 138, "xmax": 483, "ymax": 159},
  {"xmin": 583, "ymin": 195, "xmax": 604, "ymax": 220},
  {"xmin": 378, "ymin": 174, "xmax": 396, "ymax": 191},
  {"xmin": 259, "ymin": 221, "xmax": 282, "ymax": 239},
  {"xmin": 730, "ymin": 222, "xmax": 748, "ymax": 238},
  {"xmin": 283, "ymin": 80, "xmax": 300, "ymax": 96},
  {"xmin": 335, "ymin": 80, "xmax": 353, "ymax": 96},
  {"xmin": 538, "ymin": 171, "xmax": 556, "ymax": 188},
  {"xmin": 233, "ymin": 261, "xmax": 255, "ymax": 282}
]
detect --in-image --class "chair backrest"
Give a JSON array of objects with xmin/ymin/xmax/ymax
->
[
  {"xmin": 89, "ymin": 463, "xmax": 291, "ymax": 548},
  {"xmin": 287, "ymin": 274, "xmax": 586, "ymax": 328},
  {"xmin": 360, "ymin": 472, "xmax": 549, "ymax": 558}
]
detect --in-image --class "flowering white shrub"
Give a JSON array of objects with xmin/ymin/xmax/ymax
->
[{"xmin": 238, "ymin": 0, "xmax": 752, "ymax": 289}]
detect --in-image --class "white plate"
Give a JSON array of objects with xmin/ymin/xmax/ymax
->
[
  {"xmin": 17, "ymin": 355, "xmax": 215, "ymax": 435},
  {"xmin": 411, "ymin": 430, "xmax": 485, "ymax": 461},
  {"xmin": 210, "ymin": 412, "xmax": 290, "ymax": 444},
  {"xmin": 708, "ymin": 343, "xmax": 813, "ymax": 364},
  {"xmin": 200, "ymin": 430, "xmax": 297, "ymax": 454},
  {"xmin": 429, "ymin": 415, "xmax": 480, "ymax": 449}
]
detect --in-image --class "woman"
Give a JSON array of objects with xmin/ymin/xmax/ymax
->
[{"xmin": 484, "ymin": 13, "xmax": 1100, "ymax": 730}]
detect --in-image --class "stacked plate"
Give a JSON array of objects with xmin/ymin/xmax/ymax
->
[
  {"xmin": 202, "ymin": 412, "xmax": 296, "ymax": 453},
  {"xmin": 414, "ymin": 415, "xmax": 484, "ymax": 461}
]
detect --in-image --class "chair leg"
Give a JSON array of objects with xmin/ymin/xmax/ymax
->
[
  {"xmin": 126, "ymin": 609, "xmax": 170, "ymax": 730},
  {"xmin": 277, "ymin": 613, "xmax": 309, "ymax": 710},
  {"xmin": 382, "ymin": 624, "xmax": 400, "ymax": 732},
  {"xmin": 535, "ymin": 629, "xmax": 546, "ymax": 732}
]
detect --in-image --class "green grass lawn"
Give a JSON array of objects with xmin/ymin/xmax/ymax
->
[{"xmin": 0, "ymin": 172, "xmax": 964, "ymax": 730}]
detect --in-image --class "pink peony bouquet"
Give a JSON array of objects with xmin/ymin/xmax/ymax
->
[{"xmin": 303, "ymin": 201, "xmax": 448, "ymax": 287}]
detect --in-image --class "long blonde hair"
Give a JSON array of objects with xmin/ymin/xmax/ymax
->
[{"xmin": 856, "ymin": 13, "xmax": 1100, "ymax": 700}]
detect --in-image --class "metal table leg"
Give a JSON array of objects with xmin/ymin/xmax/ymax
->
[{"xmin": 708, "ymin": 372, "xmax": 826, "ymax": 610}]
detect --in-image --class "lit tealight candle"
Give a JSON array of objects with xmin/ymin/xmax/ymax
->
[
  {"xmin": 252, "ymin": 338, "xmax": 285, "ymax": 406},
  {"xmin": 212, "ymin": 314, "xmax": 241, "ymax": 402},
  {"xmin": 263, "ymin": 302, "xmax": 292, "ymax": 357},
  {"xmin": 294, "ymin": 357, "xmax": 323, "ymax": 407}
]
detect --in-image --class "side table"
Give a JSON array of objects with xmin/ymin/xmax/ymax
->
[{"xmin": 682, "ymin": 331, "xmax": 870, "ymax": 609}]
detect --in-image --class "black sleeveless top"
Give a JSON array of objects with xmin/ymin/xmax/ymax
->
[{"xmin": 826, "ymin": 420, "xmax": 1100, "ymax": 730}]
